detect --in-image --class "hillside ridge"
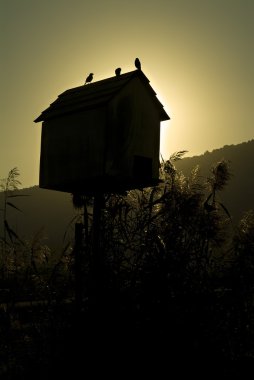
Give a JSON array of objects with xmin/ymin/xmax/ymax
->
[
  {"xmin": 0, "ymin": 139, "xmax": 253, "ymax": 248},
  {"xmin": 175, "ymin": 139, "xmax": 254, "ymax": 222}
]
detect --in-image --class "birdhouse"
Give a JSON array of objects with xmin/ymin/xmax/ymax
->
[{"xmin": 34, "ymin": 70, "xmax": 170, "ymax": 194}]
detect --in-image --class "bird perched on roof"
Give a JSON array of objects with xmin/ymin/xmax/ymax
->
[
  {"xmin": 85, "ymin": 73, "xmax": 94, "ymax": 84},
  {"xmin": 115, "ymin": 67, "xmax": 121, "ymax": 76},
  {"xmin": 135, "ymin": 58, "xmax": 141, "ymax": 70}
]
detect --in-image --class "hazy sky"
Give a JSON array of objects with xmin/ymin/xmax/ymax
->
[{"xmin": 1, "ymin": 0, "xmax": 253, "ymax": 188}]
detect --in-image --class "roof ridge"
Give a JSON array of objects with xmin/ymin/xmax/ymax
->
[
  {"xmin": 34, "ymin": 70, "xmax": 169, "ymax": 123},
  {"xmin": 63, "ymin": 70, "xmax": 148, "ymax": 94}
]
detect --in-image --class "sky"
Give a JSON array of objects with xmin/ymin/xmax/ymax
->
[{"xmin": 1, "ymin": 0, "xmax": 253, "ymax": 188}]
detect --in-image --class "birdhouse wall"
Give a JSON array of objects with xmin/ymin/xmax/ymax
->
[
  {"xmin": 106, "ymin": 78, "xmax": 161, "ymax": 184},
  {"xmin": 39, "ymin": 107, "xmax": 107, "ymax": 192},
  {"xmin": 38, "ymin": 74, "xmax": 164, "ymax": 194}
]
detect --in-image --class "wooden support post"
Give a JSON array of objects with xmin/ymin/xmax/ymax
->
[
  {"xmin": 74, "ymin": 222, "xmax": 83, "ymax": 319},
  {"xmin": 91, "ymin": 193, "xmax": 104, "ymax": 320},
  {"xmin": 92, "ymin": 194, "xmax": 103, "ymax": 292}
]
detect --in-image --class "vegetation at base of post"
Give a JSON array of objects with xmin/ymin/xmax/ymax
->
[{"xmin": 0, "ymin": 156, "xmax": 254, "ymax": 377}]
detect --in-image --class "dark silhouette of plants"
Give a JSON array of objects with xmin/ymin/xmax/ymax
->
[
  {"xmin": 205, "ymin": 159, "xmax": 232, "ymax": 218},
  {"xmin": 65, "ymin": 154, "xmax": 234, "ymax": 346},
  {"xmin": 0, "ymin": 167, "xmax": 29, "ymax": 248},
  {"xmin": 0, "ymin": 169, "xmax": 72, "ymax": 300},
  {"xmin": 0, "ymin": 167, "xmax": 30, "ymax": 283},
  {"xmin": 229, "ymin": 210, "xmax": 254, "ymax": 359},
  {"xmin": 2, "ymin": 157, "xmax": 254, "ymax": 379},
  {"xmin": 67, "ymin": 152, "xmax": 254, "ymax": 369}
]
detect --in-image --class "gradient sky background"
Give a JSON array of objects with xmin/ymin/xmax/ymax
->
[{"xmin": 1, "ymin": 0, "xmax": 253, "ymax": 188}]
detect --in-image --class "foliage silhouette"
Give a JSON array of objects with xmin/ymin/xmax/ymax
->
[
  {"xmin": 1, "ymin": 157, "xmax": 254, "ymax": 377},
  {"xmin": 67, "ymin": 153, "xmax": 254, "ymax": 371}
]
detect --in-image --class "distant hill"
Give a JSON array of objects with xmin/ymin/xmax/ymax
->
[
  {"xmin": 174, "ymin": 139, "xmax": 254, "ymax": 223},
  {"xmin": 0, "ymin": 186, "xmax": 77, "ymax": 250},
  {"xmin": 0, "ymin": 140, "xmax": 253, "ymax": 249}
]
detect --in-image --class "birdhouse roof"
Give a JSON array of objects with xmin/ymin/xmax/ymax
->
[{"xmin": 34, "ymin": 70, "xmax": 170, "ymax": 123}]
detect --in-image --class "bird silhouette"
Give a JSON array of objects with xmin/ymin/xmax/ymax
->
[
  {"xmin": 115, "ymin": 67, "xmax": 121, "ymax": 76},
  {"xmin": 85, "ymin": 73, "xmax": 94, "ymax": 84},
  {"xmin": 135, "ymin": 58, "xmax": 141, "ymax": 70}
]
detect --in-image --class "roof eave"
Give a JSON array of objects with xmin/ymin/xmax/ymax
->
[{"xmin": 34, "ymin": 70, "xmax": 170, "ymax": 123}]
